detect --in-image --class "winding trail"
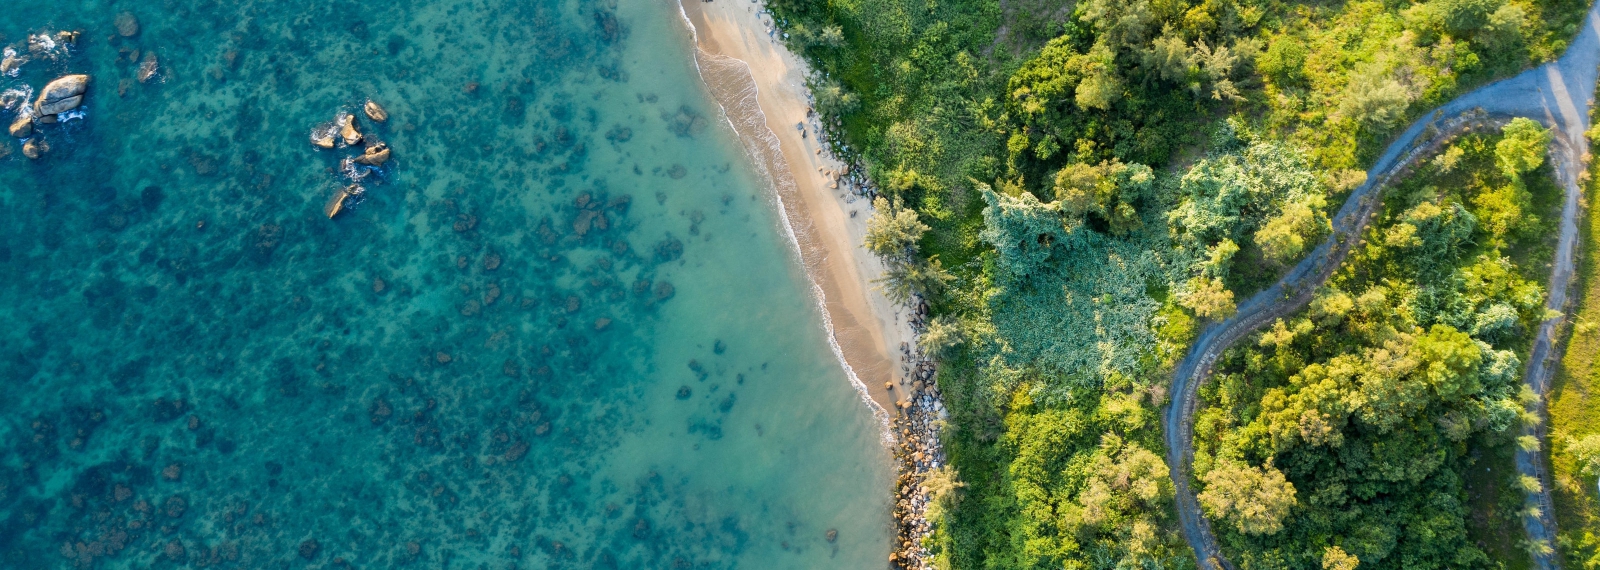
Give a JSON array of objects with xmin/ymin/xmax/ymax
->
[{"xmin": 1164, "ymin": 3, "xmax": 1600, "ymax": 568}]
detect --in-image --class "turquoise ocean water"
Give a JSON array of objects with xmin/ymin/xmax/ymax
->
[{"xmin": 0, "ymin": 0, "xmax": 892, "ymax": 567}]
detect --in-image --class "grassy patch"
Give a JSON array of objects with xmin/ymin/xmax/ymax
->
[{"xmin": 1550, "ymin": 132, "xmax": 1600, "ymax": 568}]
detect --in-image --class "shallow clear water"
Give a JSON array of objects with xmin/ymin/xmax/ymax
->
[{"xmin": 0, "ymin": 0, "xmax": 891, "ymax": 567}]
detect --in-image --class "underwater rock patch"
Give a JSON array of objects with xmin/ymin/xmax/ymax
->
[
  {"xmin": 664, "ymin": 106, "xmax": 705, "ymax": 138},
  {"xmin": 163, "ymin": 540, "xmax": 185, "ymax": 562},
  {"xmin": 115, "ymin": 12, "xmax": 140, "ymax": 37},
  {"xmin": 163, "ymin": 495, "xmax": 187, "ymax": 518},
  {"xmin": 298, "ymin": 538, "xmax": 320, "ymax": 560}
]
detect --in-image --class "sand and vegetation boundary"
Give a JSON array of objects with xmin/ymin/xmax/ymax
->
[{"xmin": 675, "ymin": 2, "xmax": 956, "ymax": 567}]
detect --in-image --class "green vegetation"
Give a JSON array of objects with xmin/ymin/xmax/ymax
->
[
  {"xmin": 1191, "ymin": 121, "xmax": 1562, "ymax": 568},
  {"xmin": 1550, "ymin": 99, "xmax": 1600, "ymax": 568},
  {"xmin": 763, "ymin": 0, "xmax": 1588, "ymax": 565}
]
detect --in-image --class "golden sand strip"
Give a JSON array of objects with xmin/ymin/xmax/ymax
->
[{"xmin": 675, "ymin": 0, "xmax": 913, "ymax": 430}]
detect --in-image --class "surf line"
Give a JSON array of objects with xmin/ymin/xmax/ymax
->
[{"xmin": 673, "ymin": 1, "xmax": 896, "ymax": 445}]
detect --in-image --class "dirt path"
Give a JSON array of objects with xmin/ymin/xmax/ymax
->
[{"xmin": 1164, "ymin": 3, "xmax": 1600, "ymax": 567}]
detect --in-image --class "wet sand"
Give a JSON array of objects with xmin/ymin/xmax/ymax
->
[{"xmin": 675, "ymin": 0, "xmax": 913, "ymax": 421}]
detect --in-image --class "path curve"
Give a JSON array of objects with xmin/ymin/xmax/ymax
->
[{"xmin": 1164, "ymin": 3, "xmax": 1600, "ymax": 567}]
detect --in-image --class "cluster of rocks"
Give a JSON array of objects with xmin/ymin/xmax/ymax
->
[
  {"xmin": 2, "ymin": 29, "xmax": 87, "ymax": 160},
  {"xmin": 111, "ymin": 13, "xmax": 162, "ymax": 93},
  {"xmin": 2, "ymin": 29, "xmax": 77, "ymax": 76},
  {"xmin": 890, "ymin": 314, "xmax": 944, "ymax": 570},
  {"xmin": 798, "ymin": 95, "xmax": 942, "ymax": 569},
  {"xmin": 801, "ymin": 106, "xmax": 878, "ymax": 202},
  {"xmin": 311, "ymin": 100, "xmax": 392, "ymax": 218}
]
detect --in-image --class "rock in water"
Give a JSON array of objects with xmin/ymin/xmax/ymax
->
[
  {"xmin": 115, "ymin": 12, "xmax": 140, "ymax": 37},
  {"xmin": 35, "ymin": 74, "xmax": 89, "ymax": 116},
  {"xmin": 8, "ymin": 114, "xmax": 31, "ymax": 138},
  {"xmin": 22, "ymin": 138, "xmax": 47, "ymax": 159},
  {"xmin": 364, "ymin": 99, "xmax": 388, "ymax": 122},
  {"xmin": 0, "ymin": 54, "xmax": 25, "ymax": 75},
  {"xmin": 309, "ymin": 122, "xmax": 336, "ymax": 149},
  {"xmin": 337, "ymin": 113, "xmax": 362, "ymax": 146},
  {"xmin": 353, "ymin": 142, "xmax": 390, "ymax": 166},
  {"xmin": 0, "ymin": 91, "xmax": 23, "ymax": 112},
  {"xmin": 27, "ymin": 35, "xmax": 52, "ymax": 55},
  {"xmin": 137, "ymin": 53, "xmax": 159, "ymax": 83},
  {"xmin": 325, "ymin": 184, "xmax": 364, "ymax": 218}
]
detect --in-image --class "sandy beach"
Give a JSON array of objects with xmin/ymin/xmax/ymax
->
[{"xmin": 675, "ymin": 0, "xmax": 913, "ymax": 422}]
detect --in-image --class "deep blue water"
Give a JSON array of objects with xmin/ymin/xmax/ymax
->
[{"xmin": 0, "ymin": 0, "xmax": 892, "ymax": 567}]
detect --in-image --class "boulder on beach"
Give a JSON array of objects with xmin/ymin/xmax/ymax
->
[
  {"xmin": 115, "ymin": 12, "xmax": 141, "ymax": 37},
  {"xmin": 353, "ymin": 142, "xmax": 390, "ymax": 166},
  {"xmin": 364, "ymin": 99, "xmax": 388, "ymax": 122},
  {"xmin": 8, "ymin": 114, "xmax": 31, "ymax": 138},
  {"xmin": 35, "ymin": 74, "xmax": 90, "ymax": 116}
]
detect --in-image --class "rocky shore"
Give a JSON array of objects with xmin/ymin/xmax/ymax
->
[
  {"xmin": 801, "ymin": 113, "xmax": 947, "ymax": 569},
  {"xmin": 889, "ymin": 302, "xmax": 944, "ymax": 570}
]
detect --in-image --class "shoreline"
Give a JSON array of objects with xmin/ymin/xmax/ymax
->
[
  {"xmin": 673, "ymin": 3, "xmax": 949, "ymax": 567},
  {"xmin": 673, "ymin": 0, "xmax": 912, "ymax": 424}
]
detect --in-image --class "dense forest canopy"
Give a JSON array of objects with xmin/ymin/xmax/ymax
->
[
  {"xmin": 1192, "ymin": 121, "xmax": 1561, "ymax": 569},
  {"xmin": 765, "ymin": 0, "xmax": 1588, "ymax": 565}
]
